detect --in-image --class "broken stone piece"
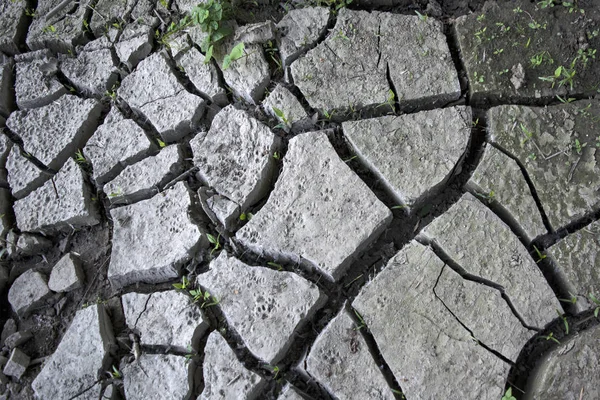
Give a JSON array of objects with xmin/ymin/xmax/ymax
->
[
  {"xmin": 13, "ymin": 158, "xmax": 100, "ymax": 233},
  {"xmin": 32, "ymin": 305, "xmax": 115, "ymax": 400},
  {"xmin": 84, "ymin": 106, "xmax": 154, "ymax": 186},
  {"xmin": 420, "ymin": 193, "xmax": 560, "ymax": 330},
  {"xmin": 1, "ymin": 319, "xmax": 17, "ymax": 347},
  {"xmin": 60, "ymin": 47, "xmax": 119, "ymax": 96},
  {"xmin": 234, "ymin": 21, "xmax": 276, "ymax": 44},
  {"xmin": 26, "ymin": 0, "xmax": 92, "ymax": 54},
  {"xmin": 104, "ymin": 145, "xmax": 181, "ymax": 205},
  {"xmin": 7, "ymin": 269, "xmax": 52, "ymax": 316},
  {"xmin": 198, "ymin": 251, "xmax": 326, "ymax": 363},
  {"xmin": 488, "ymin": 101, "xmax": 600, "ymax": 230},
  {"xmin": 108, "ymin": 182, "xmax": 205, "ymax": 288},
  {"xmin": 4, "ymin": 331, "xmax": 33, "ymax": 350},
  {"xmin": 263, "ymin": 84, "xmax": 311, "ymax": 131},
  {"xmin": 121, "ymin": 354, "xmax": 190, "ymax": 400},
  {"xmin": 276, "ymin": 7, "xmax": 330, "ymax": 67},
  {"xmin": 122, "ymin": 290, "xmax": 209, "ymax": 351},
  {"xmin": 115, "ymin": 21, "xmax": 155, "ymax": 69},
  {"xmin": 0, "ymin": 0, "xmax": 29, "ymax": 55},
  {"xmin": 5, "ymin": 231, "xmax": 53, "ymax": 257},
  {"xmin": 6, "ymin": 95, "xmax": 104, "ymax": 199},
  {"xmin": 176, "ymin": 47, "xmax": 227, "ymax": 105},
  {"xmin": 467, "ymin": 144, "xmax": 547, "ymax": 242},
  {"xmin": 3, "ymin": 348, "xmax": 29, "ymax": 380},
  {"xmin": 209, "ymin": 24, "xmax": 270, "ymax": 104},
  {"xmin": 48, "ymin": 252, "xmax": 85, "ymax": 293},
  {"xmin": 118, "ymin": 53, "xmax": 205, "ymax": 142},
  {"xmin": 236, "ymin": 130, "xmax": 391, "ymax": 281},
  {"xmin": 306, "ymin": 309, "xmax": 395, "ymax": 399},
  {"xmin": 14, "ymin": 50, "xmax": 66, "ymax": 110},
  {"xmin": 191, "ymin": 106, "xmax": 279, "ymax": 220},
  {"xmin": 201, "ymin": 332, "xmax": 266, "ymax": 400}
]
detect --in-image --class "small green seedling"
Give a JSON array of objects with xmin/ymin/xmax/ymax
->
[
  {"xmin": 502, "ymin": 387, "xmax": 517, "ymax": 400},
  {"xmin": 556, "ymin": 95, "xmax": 575, "ymax": 104},
  {"xmin": 540, "ymin": 331, "xmax": 560, "ymax": 344},
  {"xmin": 43, "ymin": 25, "xmax": 57, "ymax": 34},
  {"xmin": 559, "ymin": 293, "xmax": 578, "ymax": 305},
  {"xmin": 184, "ymin": 345, "xmax": 195, "ymax": 364},
  {"xmin": 157, "ymin": 138, "xmax": 167, "ymax": 148},
  {"xmin": 207, "ymin": 233, "xmax": 221, "ymax": 255},
  {"xmin": 173, "ymin": 276, "xmax": 191, "ymax": 290},
  {"xmin": 222, "ymin": 42, "xmax": 245, "ymax": 70},
  {"xmin": 272, "ymin": 107, "xmax": 289, "ymax": 127},
  {"xmin": 532, "ymin": 245, "xmax": 547, "ymax": 263},
  {"xmin": 596, "ymin": 136, "xmax": 600, "ymax": 148},
  {"xmin": 74, "ymin": 150, "xmax": 86, "ymax": 164},
  {"xmin": 190, "ymin": 289, "xmax": 219, "ymax": 308},
  {"xmin": 390, "ymin": 205, "xmax": 409, "ymax": 210},
  {"xmin": 556, "ymin": 309, "xmax": 569, "ymax": 334},
  {"xmin": 573, "ymin": 139, "xmax": 587, "ymax": 155},
  {"xmin": 239, "ymin": 212, "xmax": 253, "ymax": 221},
  {"xmin": 272, "ymin": 151, "xmax": 281, "ymax": 160},
  {"xmin": 519, "ymin": 123, "xmax": 534, "ymax": 146},
  {"xmin": 589, "ymin": 294, "xmax": 600, "ymax": 318},
  {"xmin": 264, "ymin": 364, "xmax": 280, "ymax": 379},
  {"xmin": 267, "ymin": 261, "xmax": 283, "ymax": 271},
  {"xmin": 353, "ymin": 309, "xmax": 366, "ymax": 331},
  {"xmin": 343, "ymin": 155, "xmax": 357, "ymax": 163},
  {"xmin": 415, "ymin": 11, "xmax": 428, "ymax": 22},
  {"xmin": 106, "ymin": 365, "xmax": 122, "ymax": 379}
]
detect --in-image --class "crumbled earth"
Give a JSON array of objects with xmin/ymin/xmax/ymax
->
[{"xmin": 1, "ymin": 1, "xmax": 599, "ymax": 399}]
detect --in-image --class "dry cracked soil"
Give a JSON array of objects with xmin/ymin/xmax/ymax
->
[{"xmin": 1, "ymin": 0, "xmax": 600, "ymax": 399}]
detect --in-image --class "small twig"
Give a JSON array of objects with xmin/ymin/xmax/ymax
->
[{"xmin": 162, "ymin": 167, "xmax": 199, "ymax": 192}]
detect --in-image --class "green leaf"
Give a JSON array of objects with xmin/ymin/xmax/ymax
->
[
  {"xmin": 595, "ymin": 307, "xmax": 599, "ymax": 318},
  {"xmin": 222, "ymin": 55, "xmax": 232, "ymax": 70},
  {"xmin": 207, "ymin": 233, "xmax": 218, "ymax": 244},
  {"xmin": 272, "ymin": 107, "xmax": 285, "ymax": 120},
  {"xmin": 229, "ymin": 42, "xmax": 245, "ymax": 60},
  {"xmin": 212, "ymin": 26, "xmax": 232, "ymax": 43},
  {"xmin": 554, "ymin": 66, "xmax": 563, "ymax": 78},
  {"xmin": 204, "ymin": 45, "xmax": 213, "ymax": 64}
]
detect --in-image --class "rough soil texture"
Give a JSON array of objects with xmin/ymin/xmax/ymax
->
[{"xmin": 1, "ymin": 0, "xmax": 600, "ymax": 399}]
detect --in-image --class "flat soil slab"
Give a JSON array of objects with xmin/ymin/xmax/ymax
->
[
  {"xmin": 305, "ymin": 309, "xmax": 395, "ymax": 400},
  {"xmin": 343, "ymin": 106, "xmax": 471, "ymax": 208},
  {"xmin": 353, "ymin": 241, "xmax": 510, "ymax": 400},
  {"xmin": 107, "ymin": 182, "xmax": 204, "ymax": 288},
  {"xmin": 488, "ymin": 100, "xmax": 600, "ymax": 230},
  {"xmin": 198, "ymin": 251, "xmax": 326, "ymax": 363},
  {"xmin": 548, "ymin": 220, "xmax": 600, "ymax": 312},
  {"xmin": 201, "ymin": 332, "xmax": 265, "ymax": 400},
  {"xmin": 420, "ymin": 193, "xmax": 560, "ymax": 330},
  {"xmin": 236, "ymin": 130, "xmax": 391, "ymax": 281},
  {"xmin": 291, "ymin": 8, "xmax": 460, "ymax": 112},
  {"xmin": 32, "ymin": 305, "xmax": 114, "ymax": 400}
]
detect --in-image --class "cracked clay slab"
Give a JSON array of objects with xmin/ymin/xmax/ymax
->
[{"xmin": 236, "ymin": 130, "xmax": 392, "ymax": 281}]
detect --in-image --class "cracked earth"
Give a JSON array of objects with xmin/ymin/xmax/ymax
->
[{"xmin": 0, "ymin": 0, "xmax": 600, "ymax": 399}]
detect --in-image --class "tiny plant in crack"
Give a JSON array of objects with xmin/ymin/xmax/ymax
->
[
  {"xmin": 589, "ymin": 293, "xmax": 600, "ymax": 318},
  {"xmin": 502, "ymin": 387, "xmax": 517, "ymax": 400},
  {"xmin": 106, "ymin": 365, "xmax": 122, "ymax": 379},
  {"xmin": 207, "ymin": 233, "xmax": 221, "ymax": 255},
  {"xmin": 74, "ymin": 150, "xmax": 86, "ymax": 164},
  {"xmin": 532, "ymin": 245, "xmax": 547, "ymax": 263},
  {"xmin": 540, "ymin": 331, "xmax": 560, "ymax": 344},
  {"xmin": 556, "ymin": 309, "xmax": 569, "ymax": 334}
]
